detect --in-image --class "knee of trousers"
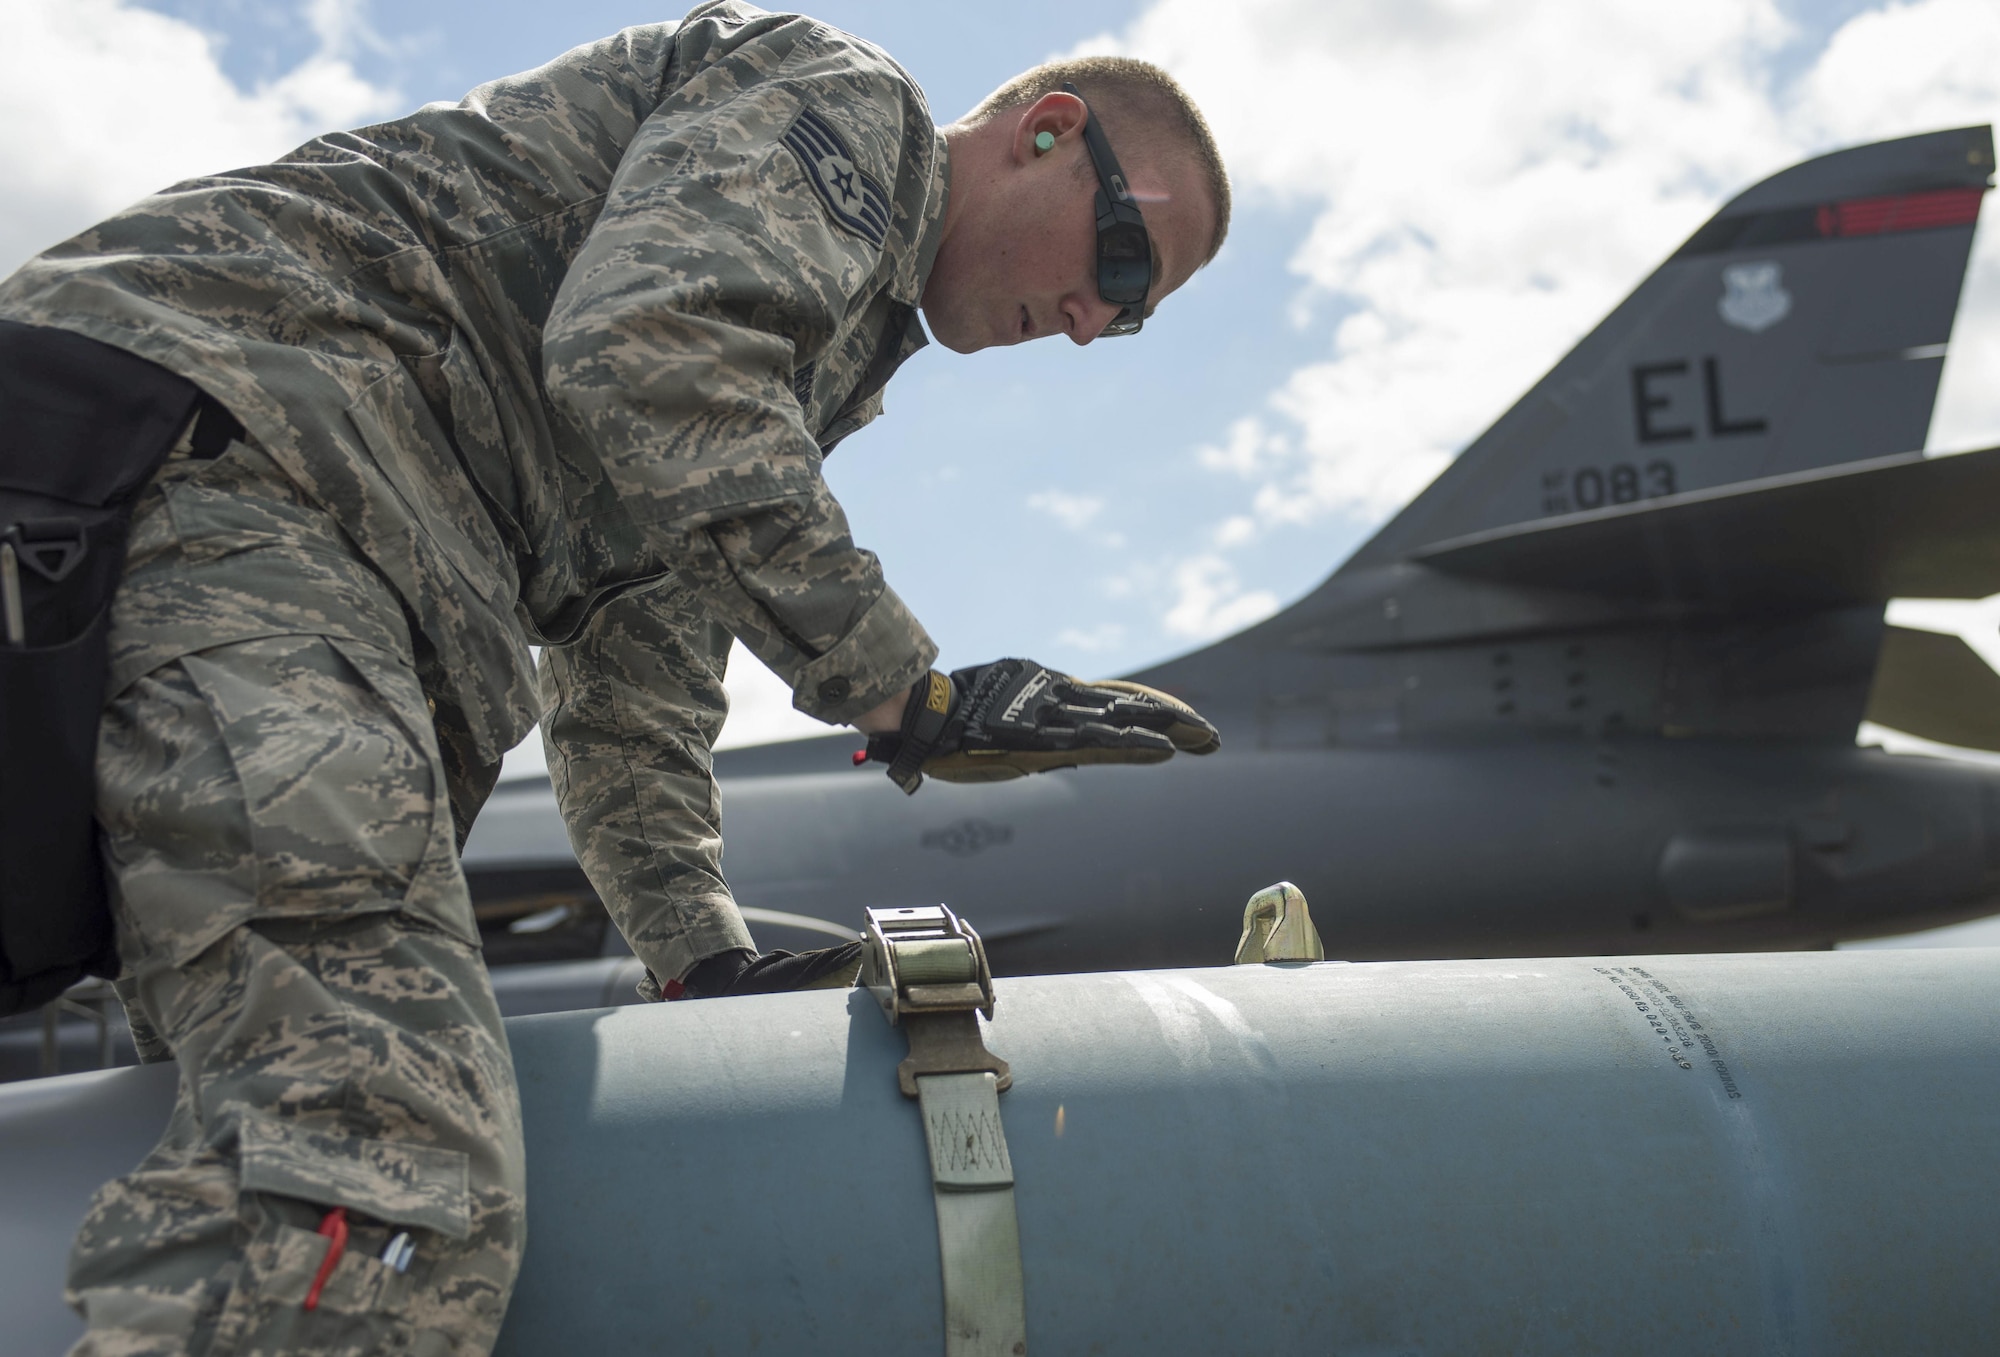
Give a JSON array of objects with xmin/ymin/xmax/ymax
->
[{"xmin": 68, "ymin": 917, "xmax": 527, "ymax": 1356}]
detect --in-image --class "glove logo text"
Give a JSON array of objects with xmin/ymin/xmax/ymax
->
[{"xmin": 1001, "ymin": 669, "xmax": 1052, "ymax": 724}]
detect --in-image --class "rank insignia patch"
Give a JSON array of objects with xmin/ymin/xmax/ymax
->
[{"xmin": 783, "ymin": 108, "xmax": 891, "ymax": 248}]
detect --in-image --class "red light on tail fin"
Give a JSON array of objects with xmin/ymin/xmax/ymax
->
[{"xmin": 1816, "ymin": 187, "xmax": 1983, "ymax": 239}]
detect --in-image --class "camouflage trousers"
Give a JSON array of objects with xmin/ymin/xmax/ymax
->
[{"xmin": 68, "ymin": 437, "xmax": 526, "ymax": 1355}]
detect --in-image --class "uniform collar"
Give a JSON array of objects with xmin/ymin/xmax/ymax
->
[{"xmin": 893, "ymin": 129, "xmax": 950, "ymax": 308}]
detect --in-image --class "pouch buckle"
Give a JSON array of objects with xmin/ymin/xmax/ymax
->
[{"xmin": 2, "ymin": 518, "xmax": 88, "ymax": 583}]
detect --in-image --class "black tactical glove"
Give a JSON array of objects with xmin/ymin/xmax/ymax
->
[
  {"xmin": 858, "ymin": 659, "xmax": 1221, "ymax": 794},
  {"xmin": 667, "ymin": 942, "xmax": 865, "ymax": 1000}
]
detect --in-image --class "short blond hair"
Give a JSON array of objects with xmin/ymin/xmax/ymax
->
[{"xmin": 964, "ymin": 56, "xmax": 1231, "ymax": 266}]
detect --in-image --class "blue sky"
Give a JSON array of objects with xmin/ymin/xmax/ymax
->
[{"xmin": 6, "ymin": 0, "xmax": 2000, "ymax": 752}]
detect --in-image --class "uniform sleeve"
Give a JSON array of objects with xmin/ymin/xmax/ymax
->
[
  {"xmin": 538, "ymin": 580, "xmax": 754, "ymax": 993},
  {"xmin": 541, "ymin": 20, "xmax": 934, "ymax": 723}
]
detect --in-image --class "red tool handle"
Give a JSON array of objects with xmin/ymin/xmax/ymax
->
[{"xmin": 302, "ymin": 1206, "xmax": 348, "ymax": 1311}]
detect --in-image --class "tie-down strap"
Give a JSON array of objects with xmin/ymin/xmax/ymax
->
[{"xmin": 863, "ymin": 906, "xmax": 1026, "ymax": 1357}]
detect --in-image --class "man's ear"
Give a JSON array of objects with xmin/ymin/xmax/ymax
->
[{"xmin": 1010, "ymin": 89, "xmax": 1090, "ymax": 165}]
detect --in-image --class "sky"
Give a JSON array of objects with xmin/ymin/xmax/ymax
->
[{"xmin": 4, "ymin": 0, "xmax": 2000, "ymax": 778}]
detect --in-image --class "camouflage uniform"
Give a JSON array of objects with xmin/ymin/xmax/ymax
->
[{"xmin": 0, "ymin": 2, "xmax": 948, "ymax": 1350}]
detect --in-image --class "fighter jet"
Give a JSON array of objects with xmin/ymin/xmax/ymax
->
[
  {"xmin": 10, "ymin": 124, "xmax": 2000, "ymax": 1080},
  {"xmin": 456, "ymin": 123, "xmax": 2000, "ymax": 975}
]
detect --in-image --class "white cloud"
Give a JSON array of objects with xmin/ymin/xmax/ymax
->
[
  {"xmin": 1094, "ymin": 0, "xmax": 2000, "ymax": 536},
  {"xmin": 0, "ymin": 0, "xmax": 400, "ymax": 274},
  {"xmin": 1792, "ymin": 0, "xmax": 2000, "ymax": 137},
  {"xmin": 1026, "ymin": 489, "xmax": 1106, "ymax": 531},
  {"xmin": 1213, "ymin": 515, "xmax": 1258, "ymax": 548},
  {"xmin": 715, "ymin": 641, "xmax": 842, "ymax": 749},
  {"xmin": 1162, "ymin": 555, "xmax": 1278, "ymax": 641},
  {"xmin": 1196, "ymin": 415, "xmax": 1286, "ymax": 479},
  {"xmin": 1056, "ymin": 622, "xmax": 1126, "ymax": 653}
]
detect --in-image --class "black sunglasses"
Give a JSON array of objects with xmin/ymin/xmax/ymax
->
[{"xmin": 1063, "ymin": 82, "xmax": 1153, "ymax": 337}]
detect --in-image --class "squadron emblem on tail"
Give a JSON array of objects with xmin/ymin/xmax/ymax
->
[{"xmin": 1718, "ymin": 261, "xmax": 1792, "ymax": 332}]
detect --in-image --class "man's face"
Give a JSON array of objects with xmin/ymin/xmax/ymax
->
[{"xmin": 922, "ymin": 104, "xmax": 1213, "ymax": 355}]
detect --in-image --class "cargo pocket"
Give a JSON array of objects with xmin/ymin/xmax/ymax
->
[
  {"xmin": 146, "ymin": 632, "xmax": 478, "ymax": 964},
  {"xmin": 213, "ymin": 1108, "xmax": 470, "ymax": 1348}
]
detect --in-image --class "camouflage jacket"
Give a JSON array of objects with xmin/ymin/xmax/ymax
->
[{"xmin": 0, "ymin": 1, "xmax": 945, "ymax": 783}]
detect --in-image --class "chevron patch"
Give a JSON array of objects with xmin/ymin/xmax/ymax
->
[{"xmin": 782, "ymin": 107, "xmax": 891, "ymax": 248}]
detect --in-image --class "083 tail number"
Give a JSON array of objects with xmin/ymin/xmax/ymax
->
[{"xmin": 1541, "ymin": 460, "xmax": 1677, "ymax": 514}]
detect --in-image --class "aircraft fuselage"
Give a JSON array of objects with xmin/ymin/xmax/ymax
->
[{"xmin": 713, "ymin": 737, "xmax": 2000, "ymax": 972}]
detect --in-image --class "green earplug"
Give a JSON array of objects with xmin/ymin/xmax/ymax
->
[{"xmin": 1034, "ymin": 131, "xmax": 1055, "ymax": 154}]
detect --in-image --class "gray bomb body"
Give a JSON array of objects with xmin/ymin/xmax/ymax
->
[{"xmin": 5, "ymin": 948, "xmax": 1997, "ymax": 1353}]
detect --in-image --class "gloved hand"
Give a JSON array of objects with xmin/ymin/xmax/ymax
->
[
  {"xmin": 666, "ymin": 942, "xmax": 864, "ymax": 999},
  {"xmin": 858, "ymin": 659, "xmax": 1220, "ymax": 794}
]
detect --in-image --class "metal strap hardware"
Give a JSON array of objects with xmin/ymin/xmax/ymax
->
[{"xmin": 864, "ymin": 905, "xmax": 1026, "ymax": 1357}]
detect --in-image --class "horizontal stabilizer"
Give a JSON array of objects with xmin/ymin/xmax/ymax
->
[
  {"xmin": 1413, "ymin": 444, "xmax": 2000, "ymax": 608},
  {"xmin": 1865, "ymin": 625, "xmax": 2000, "ymax": 752}
]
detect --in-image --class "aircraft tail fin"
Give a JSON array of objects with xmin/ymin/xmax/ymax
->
[
  {"xmin": 1342, "ymin": 125, "xmax": 1993, "ymax": 574},
  {"xmin": 1135, "ymin": 128, "xmax": 1997, "ymax": 752}
]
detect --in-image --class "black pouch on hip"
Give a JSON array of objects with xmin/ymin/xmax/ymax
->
[{"xmin": 0, "ymin": 319, "xmax": 241, "ymax": 1015}]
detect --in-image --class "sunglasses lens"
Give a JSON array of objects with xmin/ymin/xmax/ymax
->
[
  {"xmin": 1073, "ymin": 96, "xmax": 1151, "ymax": 337},
  {"xmin": 1097, "ymin": 223, "xmax": 1150, "ymax": 304}
]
